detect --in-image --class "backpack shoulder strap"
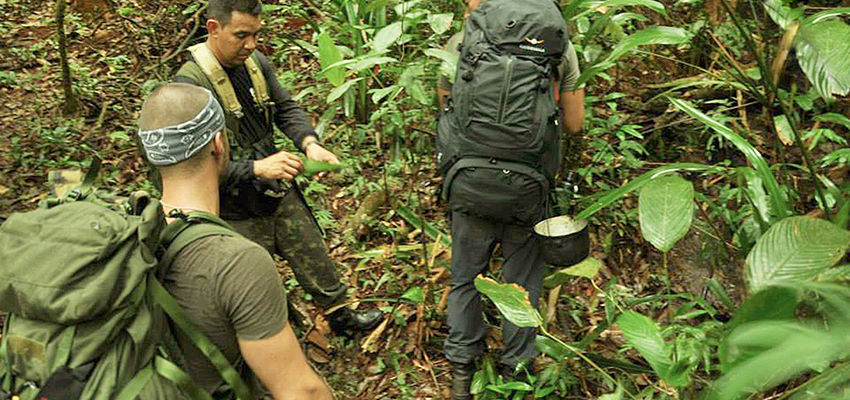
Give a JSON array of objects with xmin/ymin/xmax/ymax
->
[
  {"xmin": 245, "ymin": 53, "xmax": 271, "ymax": 106},
  {"xmin": 187, "ymin": 43, "xmax": 244, "ymax": 118},
  {"xmin": 158, "ymin": 211, "xmax": 235, "ymax": 270}
]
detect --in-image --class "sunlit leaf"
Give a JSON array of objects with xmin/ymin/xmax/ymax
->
[
  {"xmin": 349, "ymin": 56, "xmax": 397, "ymax": 73},
  {"xmin": 372, "ymin": 21, "xmax": 403, "ymax": 53},
  {"xmin": 370, "ymin": 85, "xmax": 402, "ymax": 104},
  {"xmin": 763, "ymin": 0, "xmax": 804, "ymax": 30},
  {"xmin": 575, "ymin": 163, "xmax": 720, "ymax": 221},
  {"xmin": 788, "ymin": 362, "xmax": 850, "ymax": 400},
  {"xmin": 746, "ymin": 216, "xmax": 850, "ymax": 292},
  {"xmin": 617, "ymin": 311, "xmax": 688, "ymax": 386},
  {"xmin": 474, "ymin": 276, "xmax": 543, "ymax": 328},
  {"xmin": 393, "ymin": 0, "xmax": 423, "ymax": 16},
  {"xmin": 400, "ymin": 286, "xmax": 425, "ymax": 303},
  {"xmin": 326, "ymin": 78, "xmax": 360, "ymax": 103},
  {"xmin": 470, "ymin": 370, "xmax": 487, "ymax": 395},
  {"xmin": 576, "ymin": 26, "xmax": 690, "ymax": 86},
  {"xmin": 488, "ymin": 381, "xmax": 534, "ymax": 392},
  {"xmin": 669, "ymin": 98, "xmax": 791, "ymax": 221},
  {"xmin": 773, "ymin": 114, "xmax": 795, "ymax": 146},
  {"xmin": 796, "ymin": 17, "xmax": 850, "ymax": 100},
  {"xmin": 598, "ymin": 384, "xmax": 625, "ymax": 400},
  {"xmin": 318, "ymin": 32, "xmax": 344, "ymax": 87},
  {"xmin": 544, "ymin": 257, "xmax": 603, "ymax": 288},
  {"xmin": 725, "ymin": 285, "xmax": 800, "ymax": 333},
  {"xmin": 818, "ymin": 264, "xmax": 850, "ymax": 283},
  {"xmin": 708, "ymin": 322, "xmax": 850, "ymax": 400},
  {"xmin": 395, "ymin": 205, "xmax": 452, "ymax": 248},
  {"xmin": 815, "ymin": 112, "xmax": 850, "ymax": 130},
  {"xmin": 535, "ymin": 335, "xmax": 570, "ymax": 360},
  {"xmin": 638, "ymin": 174, "xmax": 694, "ymax": 252},
  {"xmin": 427, "ymin": 13, "xmax": 453, "ymax": 35},
  {"xmin": 598, "ymin": 0, "xmax": 666, "ymax": 15},
  {"xmin": 736, "ymin": 167, "xmax": 772, "ymax": 228},
  {"xmin": 604, "ymin": 26, "xmax": 690, "ymax": 65},
  {"xmin": 301, "ymin": 157, "xmax": 342, "ymax": 177}
]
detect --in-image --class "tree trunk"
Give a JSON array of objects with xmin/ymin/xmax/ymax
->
[{"xmin": 56, "ymin": 0, "xmax": 77, "ymax": 115}]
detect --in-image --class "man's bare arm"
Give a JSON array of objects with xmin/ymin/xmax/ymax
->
[
  {"xmin": 560, "ymin": 88, "xmax": 585, "ymax": 135},
  {"xmin": 238, "ymin": 325, "xmax": 333, "ymax": 400}
]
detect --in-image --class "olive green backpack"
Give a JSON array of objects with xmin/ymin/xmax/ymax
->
[{"xmin": 0, "ymin": 169, "xmax": 255, "ymax": 400}]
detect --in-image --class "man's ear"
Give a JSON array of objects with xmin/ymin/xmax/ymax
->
[
  {"xmin": 207, "ymin": 19, "xmax": 220, "ymax": 36},
  {"xmin": 213, "ymin": 130, "xmax": 226, "ymax": 156}
]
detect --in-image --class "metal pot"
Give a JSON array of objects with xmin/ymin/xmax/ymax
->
[{"xmin": 533, "ymin": 215, "xmax": 589, "ymax": 267}]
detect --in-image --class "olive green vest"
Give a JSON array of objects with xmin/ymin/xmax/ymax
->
[{"xmin": 175, "ymin": 43, "xmax": 273, "ymax": 139}]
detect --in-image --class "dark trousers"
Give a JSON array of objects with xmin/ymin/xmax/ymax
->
[
  {"xmin": 445, "ymin": 211, "xmax": 545, "ymax": 367},
  {"xmin": 226, "ymin": 189, "xmax": 346, "ymax": 308}
]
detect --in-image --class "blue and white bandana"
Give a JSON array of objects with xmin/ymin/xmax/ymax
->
[{"xmin": 138, "ymin": 90, "xmax": 225, "ymax": 166}]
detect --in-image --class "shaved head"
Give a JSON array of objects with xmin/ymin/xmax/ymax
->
[{"xmin": 139, "ymin": 83, "xmax": 215, "ymax": 132}]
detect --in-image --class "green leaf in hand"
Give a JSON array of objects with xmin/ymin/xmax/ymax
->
[{"xmin": 301, "ymin": 157, "xmax": 342, "ymax": 177}]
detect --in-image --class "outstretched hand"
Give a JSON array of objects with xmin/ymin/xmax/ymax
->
[
  {"xmin": 305, "ymin": 143, "xmax": 340, "ymax": 180},
  {"xmin": 254, "ymin": 150, "xmax": 304, "ymax": 181}
]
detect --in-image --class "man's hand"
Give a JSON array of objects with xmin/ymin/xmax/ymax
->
[
  {"xmin": 304, "ymin": 143, "xmax": 340, "ymax": 164},
  {"xmin": 254, "ymin": 150, "xmax": 304, "ymax": 181}
]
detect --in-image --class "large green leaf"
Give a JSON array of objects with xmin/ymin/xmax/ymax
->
[
  {"xmin": 796, "ymin": 16, "xmax": 850, "ymax": 100},
  {"xmin": 326, "ymin": 78, "xmax": 360, "ymax": 103},
  {"xmin": 301, "ymin": 158, "xmax": 342, "ymax": 177},
  {"xmin": 317, "ymin": 32, "xmax": 344, "ymax": 87},
  {"xmin": 543, "ymin": 257, "xmax": 603, "ymax": 288},
  {"xmin": 762, "ymin": 0, "xmax": 804, "ymax": 30},
  {"xmin": 638, "ymin": 174, "xmax": 694, "ymax": 252},
  {"xmin": 617, "ymin": 311, "xmax": 688, "ymax": 387},
  {"xmin": 474, "ymin": 276, "xmax": 543, "ymax": 328},
  {"xmin": 427, "ymin": 13, "xmax": 453, "ymax": 35},
  {"xmin": 598, "ymin": 0, "xmax": 666, "ymax": 15},
  {"xmin": 726, "ymin": 285, "xmax": 800, "ymax": 332},
  {"xmin": 788, "ymin": 362, "xmax": 850, "ymax": 400},
  {"xmin": 372, "ymin": 21, "xmax": 403, "ymax": 53},
  {"xmin": 708, "ymin": 322, "xmax": 850, "ymax": 400},
  {"xmin": 746, "ymin": 216, "xmax": 850, "ymax": 292},
  {"xmin": 576, "ymin": 26, "xmax": 691, "ymax": 86},
  {"xmin": 668, "ymin": 98, "xmax": 791, "ymax": 221},
  {"xmin": 574, "ymin": 163, "xmax": 720, "ymax": 221}
]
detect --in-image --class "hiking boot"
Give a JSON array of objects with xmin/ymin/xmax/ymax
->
[
  {"xmin": 327, "ymin": 307, "xmax": 383, "ymax": 334},
  {"xmin": 450, "ymin": 361, "xmax": 476, "ymax": 400}
]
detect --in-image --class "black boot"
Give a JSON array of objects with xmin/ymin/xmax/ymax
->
[
  {"xmin": 450, "ymin": 362, "xmax": 476, "ymax": 400},
  {"xmin": 327, "ymin": 307, "xmax": 383, "ymax": 334}
]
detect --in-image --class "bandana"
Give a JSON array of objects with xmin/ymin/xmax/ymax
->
[{"xmin": 138, "ymin": 90, "xmax": 225, "ymax": 166}]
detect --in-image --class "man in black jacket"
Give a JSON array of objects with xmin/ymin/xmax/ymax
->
[{"xmin": 174, "ymin": 0, "xmax": 381, "ymax": 333}]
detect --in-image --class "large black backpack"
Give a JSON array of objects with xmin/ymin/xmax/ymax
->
[{"xmin": 437, "ymin": 0, "xmax": 568, "ymax": 225}]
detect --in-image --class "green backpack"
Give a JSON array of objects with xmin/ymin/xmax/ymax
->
[
  {"xmin": 436, "ymin": 0, "xmax": 568, "ymax": 225},
  {"xmin": 0, "ymin": 178, "xmax": 254, "ymax": 400}
]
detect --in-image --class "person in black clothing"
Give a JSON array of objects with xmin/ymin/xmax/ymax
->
[{"xmin": 174, "ymin": 0, "xmax": 382, "ymax": 334}]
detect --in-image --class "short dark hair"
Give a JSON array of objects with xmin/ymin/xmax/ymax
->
[{"xmin": 208, "ymin": 0, "xmax": 262, "ymax": 26}]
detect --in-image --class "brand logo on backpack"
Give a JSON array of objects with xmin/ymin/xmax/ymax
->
[{"xmin": 519, "ymin": 37, "xmax": 546, "ymax": 53}]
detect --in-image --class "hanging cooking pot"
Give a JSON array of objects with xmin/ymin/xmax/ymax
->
[
  {"xmin": 534, "ymin": 215, "xmax": 589, "ymax": 267},
  {"xmin": 534, "ymin": 172, "xmax": 589, "ymax": 267}
]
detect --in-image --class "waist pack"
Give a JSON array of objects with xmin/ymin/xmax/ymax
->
[
  {"xmin": 443, "ymin": 157, "xmax": 549, "ymax": 226},
  {"xmin": 0, "ymin": 178, "xmax": 254, "ymax": 400},
  {"xmin": 437, "ymin": 0, "xmax": 567, "ymax": 224}
]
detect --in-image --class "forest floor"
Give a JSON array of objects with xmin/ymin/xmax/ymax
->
[{"xmin": 1, "ymin": 0, "xmax": 848, "ymax": 399}]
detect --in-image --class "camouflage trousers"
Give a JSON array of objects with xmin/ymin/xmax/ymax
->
[{"xmin": 225, "ymin": 189, "xmax": 347, "ymax": 308}]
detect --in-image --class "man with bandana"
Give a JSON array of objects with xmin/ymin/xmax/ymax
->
[
  {"xmin": 173, "ymin": 0, "xmax": 382, "ymax": 333},
  {"xmin": 138, "ymin": 82, "xmax": 333, "ymax": 399}
]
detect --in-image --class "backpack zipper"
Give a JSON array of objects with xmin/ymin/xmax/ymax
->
[{"xmin": 497, "ymin": 56, "xmax": 515, "ymax": 124}]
